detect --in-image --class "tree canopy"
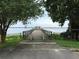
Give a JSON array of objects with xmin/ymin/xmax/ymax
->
[
  {"xmin": 0, "ymin": 0, "xmax": 43, "ymax": 43},
  {"xmin": 45, "ymin": 0, "xmax": 79, "ymax": 40},
  {"xmin": 45, "ymin": 0, "xmax": 79, "ymax": 26}
]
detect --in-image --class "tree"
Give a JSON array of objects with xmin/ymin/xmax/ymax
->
[
  {"xmin": 45, "ymin": 0, "xmax": 79, "ymax": 40},
  {"xmin": 0, "ymin": 0, "xmax": 43, "ymax": 43}
]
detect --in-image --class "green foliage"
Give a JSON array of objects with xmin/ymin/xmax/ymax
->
[
  {"xmin": 52, "ymin": 34, "xmax": 65, "ymax": 40},
  {"xmin": 45, "ymin": 0, "xmax": 79, "ymax": 26},
  {"xmin": 0, "ymin": 0, "xmax": 43, "ymax": 43},
  {"xmin": 0, "ymin": 0, "xmax": 43, "ymax": 25}
]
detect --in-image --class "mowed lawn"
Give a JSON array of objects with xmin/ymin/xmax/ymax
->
[
  {"xmin": 52, "ymin": 34, "xmax": 79, "ymax": 48},
  {"xmin": 0, "ymin": 34, "xmax": 79, "ymax": 48},
  {"xmin": 0, "ymin": 35, "xmax": 22, "ymax": 48}
]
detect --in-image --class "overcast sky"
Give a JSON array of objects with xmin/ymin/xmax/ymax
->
[
  {"xmin": 11, "ymin": 10, "xmax": 69, "ymax": 28},
  {"xmin": 8, "ymin": 10, "xmax": 69, "ymax": 34}
]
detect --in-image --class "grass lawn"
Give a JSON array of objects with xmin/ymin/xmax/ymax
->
[
  {"xmin": 0, "ymin": 35, "xmax": 22, "ymax": 48},
  {"xmin": 52, "ymin": 34, "xmax": 79, "ymax": 48},
  {"xmin": 1, "ymin": 34, "xmax": 79, "ymax": 49}
]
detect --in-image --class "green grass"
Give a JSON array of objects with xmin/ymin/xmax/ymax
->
[
  {"xmin": 1, "ymin": 34, "xmax": 79, "ymax": 49},
  {"xmin": 52, "ymin": 34, "xmax": 79, "ymax": 48},
  {"xmin": 0, "ymin": 35, "xmax": 22, "ymax": 48}
]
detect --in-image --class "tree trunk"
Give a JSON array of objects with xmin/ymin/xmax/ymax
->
[
  {"xmin": 0, "ymin": 31, "xmax": 7, "ymax": 43},
  {"xmin": 70, "ymin": 23, "xmax": 79, "ymax": 40},
  {"xmin": 66, "ymin": 21, "xmax": 79, "ymax": 40}
]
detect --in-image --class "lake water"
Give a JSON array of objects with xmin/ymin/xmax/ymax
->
[
  {"xmin": 7, "ymin": 27, "xmax": 68, "ymax": 35},
  {"xmin": 7, "ymin": 21, "xmax": 68, "ymax": 35}
]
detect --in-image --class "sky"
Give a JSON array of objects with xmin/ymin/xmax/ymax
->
[
  {"xmin": 10, "ymin": 9, "xmax": 69, "ymax": 27},
  {"xmin": 7, "ymin": 10, "xmax": 69, "ymax": 34}
]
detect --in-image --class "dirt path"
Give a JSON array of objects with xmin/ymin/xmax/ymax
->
[
  {"xmin": 0, "ymin": 29, "xmax": 79, "ymax": 59},
  {"xmin": 0, "ymin": 42, "xmax": 79, "ymax": 59}
]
